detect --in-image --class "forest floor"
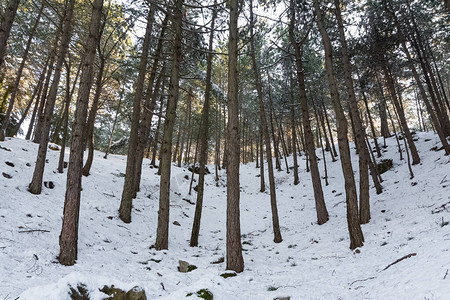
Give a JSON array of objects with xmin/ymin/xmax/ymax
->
[{"xmin": 0, "ymin": 132, "xmax": 449, "ymax": 299}]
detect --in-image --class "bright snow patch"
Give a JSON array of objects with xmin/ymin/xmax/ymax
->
[{"xmin": 0, "ymin": 132, "xmax": 449, "ymax": 299}]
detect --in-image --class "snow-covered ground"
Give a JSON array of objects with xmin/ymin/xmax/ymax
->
[{"xmin": 0, "ymin": 132, "xmax": 449, "ymax": 299}]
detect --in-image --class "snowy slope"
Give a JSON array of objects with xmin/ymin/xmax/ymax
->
[{"xmin": 0, "ymin": 132, "xmax": 449, "ymax": 299}]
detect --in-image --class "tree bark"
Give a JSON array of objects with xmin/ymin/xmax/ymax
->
[
  {"xmin": 155, "ymin": 0, "xmax": 183, "ymax": 251},
  {"xmin": 58, "ymin": 59, "xmax": 80, "ymax": 173},
  {"xmin": 225, "ymin": 0, "xmax": 244, "ymax": 272},
  {"xmin": 381, "ymin": 57, "xmax": 420, "ymax": 164},
  {"xmin": 314, "ymin": 0, "xmax": 363, "ymax": 248},
  {"xmin": 59, "ymin": 0, "xmax": 103, "ymax": 266},
  {"xmin": 0, "ymin": 2, "xmax": 43, "ymax": 140},
  {"xmin": 190, "ymin": 3, "xmax": 216, "ymax": 247},
  {"xmin": 0, "ymin": 0, "xmax": 20, "ymax": 71},
  {"xmin": 289, "ymin": 0, "xmax": 328, "ymax": 225},
  {"xmin": 334, "ymin": 0, "xmax": 376, "ymax": 223},
  {"xmin": 119, "ymin": 8, "xmax": 154, "ymax": 223},
  {"xmin": 82, "ymin": 52, "xmax": 106, "ymax": 176},
  {"xmin": 28, "ymin": 0, "xmax": 75, "ymax": 195},
  {"xmin": 133, "ymin": 11, "xmax": 168, "ymax": 192},
  {"xmin": 249, "ymin": 1, "xmax": 282, "ymax": 243}
]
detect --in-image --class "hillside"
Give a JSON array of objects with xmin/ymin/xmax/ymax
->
[{"xmin": 0, "ymin": 132, "xmax": 449, "ymax": 299}]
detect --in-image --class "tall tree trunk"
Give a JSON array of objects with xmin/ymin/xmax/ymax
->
[
  {"xmin": 289, "ymin": 0, "xmax": 328, "ymax": 225},
  {"xmin": 59, "ymin": 0, "xmax": 103, "ymax": 266},
  {"xmin": 28, "ymin": 0, "xmax": 75, "ymax": 195},
  {"xmin": 291, "ymin": 93, "xmax": 300, "ymax": 185},
  {"xmin": 155, "ymin": 0, "xmax": 183, "ymax": 251},
  {"xmin": 133, "ymin": 12, "xmax": 168, "ymax": 193},
  {"xmin": 119, "ymin": 8, "xmax": 154, "ymax": 223},
  {"xmin": 334, "ymin": 0, "xmax": 375, "ymax": 224},
  {"xmin": 249, "ymin": 1, "xmax": 282, "ymax": 243},
  {"xmin": 33, "ymin": 33, "xmax": 61, "ymax": 144},
  {"xmin": 313, "ymin": 0, "xmax": 363, "ymax": 248},
  {"xmin": 225, "ymin": 0, "xmax": 244, "ymax": 272},
  {"xmin": 190, "ymin": 3, "xmax": 216, "ymax": 247},
  {"xmin": 0, "ymin": 2, "xmax": 43, "ymax": 140},
  {"xmin": 259, "ymin": 126, "xmax": 265, "ymax": 192}
]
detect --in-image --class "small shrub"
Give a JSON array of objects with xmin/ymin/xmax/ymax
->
[
  {"xmin": 267, "ymin": 286, "xmax": 278, "ymax": 291},
  {"xmin": 187, "ymin": 265, "xmax": 198, "ymax": 272},
  {"xmin": 220, "ymin": 272, "xmax": 237, "ymax": 278},
  {"xmin": 187, "ymin": 289, "xmax": 213, "ymax": 300}
]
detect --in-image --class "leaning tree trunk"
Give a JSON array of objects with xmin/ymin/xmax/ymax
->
[
  {"xmin": 391, "ymin": 13, "xmax": 450, "ymax": 154},
  {"xmin": 28, "ymin": 0, "xmax": 75, "ymax": 195},
  {"xmin": 15, "ymin": 56, "xmax": 49, "ymax": 137},
  {"xmin": 155, "ymin": 0, "xmax": 183, "ymax": 251},
  {"xmin": 313, "ymin": 0, "xmax": 363, "ymax": 249},
  {"xmin": 0, "ymin": 0, "xmax": 20, "ymax": 71},
  {"xmin": 0, "ymin": 2, "xmax": 43, "ymax": 140},
  {"xmin": 58, "ymin": 0, "xmax": 103, "ymax": 266},
  {"xmin": 381, "ymin": 57, "xmax": 420, "ymax": 165},
  {"xmin": 119, "ymin": 8, "xmax": 154, "ymax": 223},
  {"xmin": 289, "ymin": 0, "xmax": 328, "ymax": 225},
  {"xmin": 225, "ymin": 0, "xmax": 244, "ymax": 273},
  {"xmin": 190, "ymin": 3, "xmax": 216, "ymax": 247}
]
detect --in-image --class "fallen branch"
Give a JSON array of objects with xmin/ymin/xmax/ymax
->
[
  {"xmin": 333, "ymin": 201, "xmax": 345, "ymax": 207},
  {"xmin": 382, "ymin": 253, "xmax": 417, "ymax": 271},
  {"xmin": 182, "ymin": 198, "xmax": 195, "ymax": 205},
  {"xmin": 350, "ymin": 276, "xmax": 376, "ymax": 286},
  {"xmin": 18, "ymin": 229, "xmax": 50, "ymax": 233},
  {"xmin": 432, "ymin": 201, "xmax": 450, "ymax": 214},
  {"xmin": 444, "ymin": 269, "xmax": 449, "ymax": 280}
]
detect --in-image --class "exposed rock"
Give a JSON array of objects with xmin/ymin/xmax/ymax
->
[
  {"xmin": 44, "ymin": 181, "xmax": 55, "ymax": 189},
  {"xmin": 188, "ymin": 164, "xmax": 210, "ymax": 175},
  {"xmin": 173, "ymin": 221, "xmax": 181, "ymax": 226},
  {"xmin": 178, "ymin": 260, "xmax": 190, "ymax": 272},
  {"xmin": 274, "ymin": 297, "xmax": 290, "ymax": 300},
  {"xmin": 377, "ymin": 159, "xmax": 393, "ymax": 174},
  {"xmin": 100, "ymin": 285, "xmax": 146, "ymax": 300},
  {"xmin": 178, "ymin": 260, "xmax": 197, "ymax": 272},
  {"xmin": 125, "ymin": 286, "xmax": 147, "ymax": 300},
  {"xmin": 2, "ymin": 172, "xmax": 12, "ymax": 179},
  {"xmin": 48, "ymin": 144, "xmax": 60, "ymax": 151},
  {"xmin": 5, "ymin": 161, "xmax": 14, "ymax": 167}
]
